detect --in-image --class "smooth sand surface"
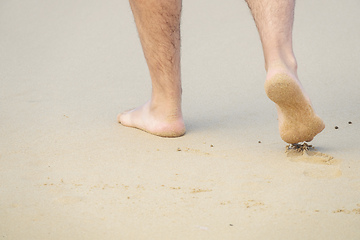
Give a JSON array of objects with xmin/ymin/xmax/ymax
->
[{"xmin": 1, "ymin": 0, "xmax": 360, "ymax": 239}]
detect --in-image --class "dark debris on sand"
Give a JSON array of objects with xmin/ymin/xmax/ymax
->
[{"xmin": 286, "ymin": 142, "xmax": 314, "ymax": 153}]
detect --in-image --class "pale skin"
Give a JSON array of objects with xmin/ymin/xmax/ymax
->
[{"xmin": 118, "ymin": 0, "xmax": 325, "ymax": 144}]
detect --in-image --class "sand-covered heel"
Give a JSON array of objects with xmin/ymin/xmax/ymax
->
[{"xmin": 264, "ymin": 73, "xmax": 304, "ymax": 106}]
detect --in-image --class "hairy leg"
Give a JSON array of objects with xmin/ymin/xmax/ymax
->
[
  {"xmin": 118, "ymin": 0, "xmax": 185, "ymax": 137},
  {"xmin": 245, "ymin": 0, "xmax": 325, "ymax": 144}
]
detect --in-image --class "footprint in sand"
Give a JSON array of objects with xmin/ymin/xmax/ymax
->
[
  {"xmin": 55, "ymin": 196, "xmax": 83, "ymax": 205},
  {"xmin": 286, "ymin": 144, "xmax": 342, "ymax": 179}
]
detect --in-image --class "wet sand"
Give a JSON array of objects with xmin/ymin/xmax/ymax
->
[{"xmin": 1, "ymin": 0, "xmax": 360, "ymax": 239}]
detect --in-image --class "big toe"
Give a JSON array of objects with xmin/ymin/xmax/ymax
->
[
  {"xmin": 117, "ymin": 110, "xmax": 133, "ymax": 125},
  {"xmin": 117, "ymin": 113, "xmax": 123, "ymax": 123}
]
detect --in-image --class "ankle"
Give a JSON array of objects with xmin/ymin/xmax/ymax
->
[
  {"xmin": 266, "ymin": 56, "xmax": 297, "ymax": 76},
  {"xmin": 148, "ymin": 98, "xmax": 183, "ymax": 121},
  {"xmin": 265, "ymin": 49, "xmax": 297, "ymax": 71}
]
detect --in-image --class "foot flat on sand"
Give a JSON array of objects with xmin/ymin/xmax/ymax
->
[{"xmin": 118, "ymin": 102, "xmax": 186, "ymax": 138}]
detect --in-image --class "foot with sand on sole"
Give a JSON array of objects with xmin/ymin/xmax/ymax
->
[{"xmin": 265, "ymin": 71, "xmax": 325, "ymax": 144}]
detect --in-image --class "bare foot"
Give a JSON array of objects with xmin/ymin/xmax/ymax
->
[
  {"xmin": 117, "ymin": 101, "xmax": 186, "ymax": 137},
  {"xmin": 265, "ymin": 72, "xmax": 325, "ymax": 144}
]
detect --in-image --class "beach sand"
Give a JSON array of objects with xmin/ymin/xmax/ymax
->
[{"xmin": 1, "ymin": 0, "xmax": 360, "ymax": 239}]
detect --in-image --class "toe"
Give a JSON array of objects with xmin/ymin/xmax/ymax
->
[
  {"xmin": 117, "ymin": 108, "xmax": 135, "ymax": 124},
  {"xmin": 117, "ymin": 111, "xmax": 131, "ymax": 125},
  {"xmin": 117, "ymin": 113, "xmax": 122, "ymax": 123}
]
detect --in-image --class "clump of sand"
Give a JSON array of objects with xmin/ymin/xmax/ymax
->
[{"xmin": 285, "ymin": 143, "xmax": 339, "ymax": 165}]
